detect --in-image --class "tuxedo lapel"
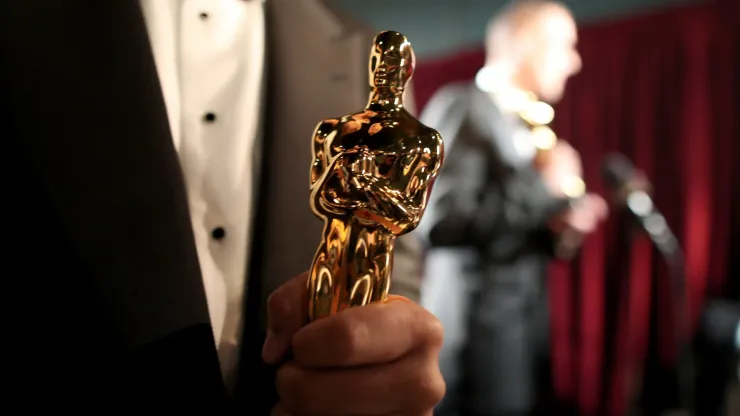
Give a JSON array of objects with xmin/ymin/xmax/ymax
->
[
  {"xmin": 0, "ymin": 0, "xmax": 211, "ymax": 349},
  {"xmin": 140, "ymin": 0, "xmax": 183, "ymax": 151},
  {"xmin": 235, "ymin": 0, "xmax": 374, "ymax": 411},
  {"xmin": 249, "ymin": 0, "xmax": 372, "ymax": 311}
]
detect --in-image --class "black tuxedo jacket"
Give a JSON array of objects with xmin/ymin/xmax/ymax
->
[
  {"xmin": 1, "ymin": 0, "xmax": 424, "ymax": 412},
  {"xmin": 2, "ymin": 0, "xmax": 230, "ymax": 410}
]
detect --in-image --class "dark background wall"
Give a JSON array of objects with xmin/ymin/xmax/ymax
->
[{"xmin": 334, "ymin": 0, "xmax": 704, "ymax": 59}]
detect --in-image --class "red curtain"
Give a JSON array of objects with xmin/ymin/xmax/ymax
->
[{"xmin": 413, "ymin": 1, "xmax": 739, "ymax": 414}]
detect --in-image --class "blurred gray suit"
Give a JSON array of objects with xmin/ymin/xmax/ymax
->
[{"xmin": 419, "ymin": 82, "xmax": 571, "ymax": 416}]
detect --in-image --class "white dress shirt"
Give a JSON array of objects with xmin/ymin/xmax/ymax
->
[{"xmin": 140, "ymin": 0, "xmax": 266, "ymax": 385}]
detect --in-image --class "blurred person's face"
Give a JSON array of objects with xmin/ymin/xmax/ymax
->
[{"xmin": 517, "ymin": 7, "xmax": 581, "ymax": 103}]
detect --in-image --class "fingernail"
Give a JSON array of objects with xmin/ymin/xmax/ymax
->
[{"xmin": 262, "ymin": 330, "xmax": 285, "ymax": 364}]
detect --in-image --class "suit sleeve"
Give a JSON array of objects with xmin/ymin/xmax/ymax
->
[
  {"xmin": 388, "ymin": 234, "xmax": 423, "ymax": 302},
  {"xmin": 423, "ymin": 88, "xmax": 570, "ymax": 249}
]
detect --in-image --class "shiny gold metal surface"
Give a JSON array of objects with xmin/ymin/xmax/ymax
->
[
  {"xmin": 517, "ymin": 97, "xmax": 586, "ymax": 199},
  {"xmin": 307, "ymin": 31, "xmax": 444, "ymax": 322},
  {"xmin": 517, "ymin": 94, "xmax": 588, "ymax": 259}
]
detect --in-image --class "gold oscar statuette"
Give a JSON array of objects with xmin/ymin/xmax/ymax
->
[{"xmin": 307, "ymin": 31, "xmax": 444, "ymax": 322}]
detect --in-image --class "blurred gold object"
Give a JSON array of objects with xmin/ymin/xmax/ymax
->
[
  {"xmin": 520, "ymin": 100, "xmax": 555, "ymax": 126},
  {"xmin": 306, "ymin": 31, "xmax": 444, "ymax": 322},
  {"xmin": 517, "ymin": 95, "xmax": 585, "ymax": 199},
  {"xmin": 531, "ymin": 125, "xmax": 557, "ymax": 151},
  {"xmin": 517, "ymin": 93, "xmax": 587, "ymax": 260},
  {"xmin": 562, "ymin": 175, "xmax": 586, "ymax": 199}
]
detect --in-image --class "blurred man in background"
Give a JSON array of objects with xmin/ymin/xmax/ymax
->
[{"xmin": 419, "ymin": 1, "xmax": 607, "ymax": 415}]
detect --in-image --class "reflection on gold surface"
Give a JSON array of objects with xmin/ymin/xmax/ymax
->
[
  {"xmin": 531, "ymin": 125, "xmax": 557, "ymax": 150},
  {"xmin": 562, "ymin": 175, "xmax": 586, "ymax": 199},
  {"xmin": 515, "ymin": 93, "xmax": 589, "ymax": 260},
  {"xmin": 307, "ymin": 31, "xmax": 444, "ymax": 322},
  {"xmin": 516, "ymin": 96, "xmax": 586, "ymax": 199},
  {"xmin": 520, "ymin": 100, "xmax": 555, "ymax": 126}
]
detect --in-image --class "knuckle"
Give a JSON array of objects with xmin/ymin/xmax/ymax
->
[
  {"xmin": 413, "ymin": 361, "xmax": 446, "ymax": 410},
  {"xmin": 266, "ymin": 290, "xmax": 281, "ymax": 316},
  {"xmin": 333, "ymin": 313, "xmax": 366, "ymax": 358},
  {"xmin": 267, "ymin": 273, "xmax": 306, "ymax": 321},
  {"xmin": 274, "ymin": 365, "xmax": 294, "ymax": 399},
  {"xmin": 275, "ymin": 365, "xmax": 314, "ymax": 413},
  {"xmin": 270, "ymin": 403, "xmax": 291, "ymax": 416},
  {"xmin": 421, "ymin": 311, "xmax": 445, "ymax": 349},
  {"xmin": 266, "ymin": 288, "xmax": 290, "ymax": 321}
]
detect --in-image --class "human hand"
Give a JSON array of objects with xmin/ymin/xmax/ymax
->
[
  {"xmin": 262, "ymin": 273, "xmax": 446, "ymax": 416},
  {"xmin": 583, "ymin": 193, "xmax": 609, "ymax": 221},
  {"xmin": 540, "ymin": 140, "xmax": 583, "ymax": 198},
  {"xmin": 550, "ymin": 193, "xmax": 608, "ymax": 235}
]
